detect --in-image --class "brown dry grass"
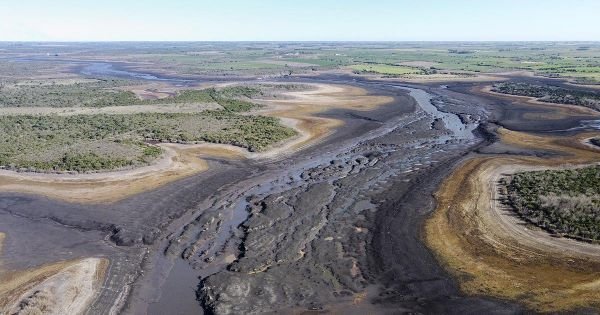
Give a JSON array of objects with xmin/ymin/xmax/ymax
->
[{"xmin": 425, "ymin": 128, "xmax": 600, "ymax": 312}]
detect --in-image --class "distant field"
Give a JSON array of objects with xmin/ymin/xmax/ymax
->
[
  {"xmin": 349, "ymin": 64, "xmax": 424, "ymax": 75},
  {"xmin": 4, "ymin": 42, "xmax": 599, "ymax": 83}
]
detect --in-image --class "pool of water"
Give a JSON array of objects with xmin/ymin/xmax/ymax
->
[{"xmin": 148, "ymin": 259, "xmax": 204, "ymax": 315}]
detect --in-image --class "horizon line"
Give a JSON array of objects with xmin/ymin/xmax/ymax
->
[{"xmin": 1, "ymin": 40, "xmax": 599, "ymax": 43}]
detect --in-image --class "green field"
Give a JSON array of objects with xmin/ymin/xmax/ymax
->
[
  {"xmin": 349, "ymin": 64, "xmax": 424, "ymax": 75},
  {"xmin": 4, "ymin": 42, "xmax": 600, "ymax": 83}
]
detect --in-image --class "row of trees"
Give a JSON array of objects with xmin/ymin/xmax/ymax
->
[{"xmin": 493, "ymin": 82, "xmax": 600, "ymax": 111}]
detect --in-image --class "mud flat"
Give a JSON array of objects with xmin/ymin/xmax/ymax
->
[
  {"xmin": 130, "ymin": 78, "xmax": 530, "ymax": 314},
  {"xmin": 3, "ymin": 69, "xmax": 599, "ymax": 315},
  {"xmin": 181, "ymin": 77, "xmax": 600, "ymax": 314},
  {"xmin": 0, "ymin": 78, "xmax": 400, "ymax": 314}
]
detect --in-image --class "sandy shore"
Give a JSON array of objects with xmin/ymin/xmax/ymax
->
[
  {"xmin": 0, "ymin": 144, "xmax": 209, "ymax": 204},
  {"xmin": 0, "ymin": 233, "xmax": 108, "ymax": 314},
  {"xmin": 0, "ymin": 258, "xmax": 108, "ymax": 315},
  {"xmin": 0, "ymin": 83, "xmax": 392, "ymax": 204},
  {"xmin": 426, "ymin": 128, "xmax": 600, "ymax": 312},
  {"xmin": 251, "ymin": 83, "xmax": 393, "ymax": 158}
]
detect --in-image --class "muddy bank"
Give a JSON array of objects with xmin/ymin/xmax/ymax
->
[
  {"xmin": 0, "ymin": 78, "xmax": 411, "ymax": 314},
  {"xmin": 425, "ymin": 130, "xmax": 600, "ymax": 312},
  {"xmin": 138, "ymin": 79, "xmax": 526, "ymax": 314},
  {"xmin": 186, "ymin": 77, "xmax": 600, "ymax": 314},
  {"xmin": 123, "ymin": 80, "xmax": 417, "ymax": 314}
]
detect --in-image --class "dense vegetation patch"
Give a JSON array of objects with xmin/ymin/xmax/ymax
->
[
  {"xmin": 152, "ymin": 86, "xmax": 265, "ymax": 111},
  {"xmin": 492, "ymin": 82, "xmax": 600, "ymax": 111},
  {"xmin": 349, "ymin": 64, "xmax": 426, "ymax": 76},
  {"xmin": 506, "ymin": 165, "xmax": 600, "ymax": 241},
  {"xmin": 0, "ymin": 81, "xmax": 264, "ymax": 110},
  {"xmin": 0, "ymin": 111, "xmax": 295, "ymax": 172},
  {"xmin": 0, "ymin": 79, "xmax": 140, "ymax": 107},
  {"xmin": 0, "ymin": 83, "xmax": 305, "ymax": 172}
]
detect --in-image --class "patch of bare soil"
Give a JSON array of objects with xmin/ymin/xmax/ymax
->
[
  {"xmin": 124, "ymin": 84, "xmax": 177, "ymax": 100},
  {"xmin": 1, "ymin": 258, "xmax": 108, "ymax": 315},
  {"xmin": 0, "ymin": 233, "xmax": 108, "ymax": 315}
]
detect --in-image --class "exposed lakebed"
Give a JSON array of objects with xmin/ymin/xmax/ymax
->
[{"xmin": 2, "ymin": 65, "xmax": 599, "ymax": 314}]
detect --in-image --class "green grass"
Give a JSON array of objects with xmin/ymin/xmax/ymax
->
[{"xmin": 0, "ymin": 82, "xmax": 301, "ymax": 172}]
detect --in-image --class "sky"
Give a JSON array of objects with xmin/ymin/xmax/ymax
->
[{"xmin": 0, "ymin": 0, "xmax": 599, "ymax": 41}]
